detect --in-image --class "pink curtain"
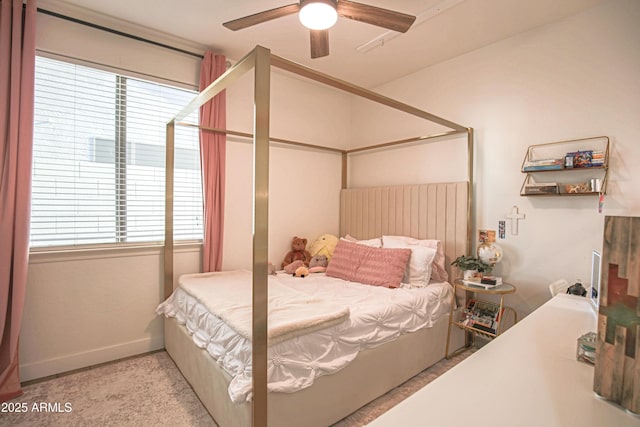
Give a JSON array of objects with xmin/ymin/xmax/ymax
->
[
  {"xmin": 0, "ymin": 0, "xmax": 36, "ymax": 402},
  {"xmin": 199, "ymin": 52, "xmax": 227, "ymax": 272}
]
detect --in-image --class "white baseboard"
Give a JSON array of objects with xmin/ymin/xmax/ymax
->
[{"xmin": 19, "ymin": 335, "xmax": 165, "ymax": 382}]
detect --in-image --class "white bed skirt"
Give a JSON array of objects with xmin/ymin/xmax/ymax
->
[{"xmin": 164, "ymin": 311, "xmax": 464, "ymax": 427}]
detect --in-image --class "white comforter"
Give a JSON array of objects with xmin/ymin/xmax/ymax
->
[
  {"xmin": 156, "ymin": 270, "xmax": 453, "ymax": 403},
  {"xmin": 177, "ymin": 270, "xmax": 350, "ymax": 344}
]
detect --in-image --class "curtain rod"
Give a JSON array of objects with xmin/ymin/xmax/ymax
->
[{"xmin": 36, "ymin": 7, "xmax": 204, "ymax": 59}]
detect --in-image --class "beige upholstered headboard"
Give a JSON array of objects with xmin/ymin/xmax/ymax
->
[{"xmin": 340, "ymin": 182, "xmax": 470, "ymax": 282}]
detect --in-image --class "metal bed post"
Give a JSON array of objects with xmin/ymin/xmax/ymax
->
[
  {"xmin": 251, "ymin": 46, "xmax": 270, "ymax": 427},
  {"xmin": 467, "ymin": 127, "xmax": 474, "ymax": 254},
  {"xmin": 164, "ymin": 121, "xmax": 175, "ymax": 298}
]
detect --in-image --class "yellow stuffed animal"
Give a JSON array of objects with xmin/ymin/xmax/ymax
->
[{"xmin": 307, "ymin": 234, "xmax": 339, "ymax": 260}]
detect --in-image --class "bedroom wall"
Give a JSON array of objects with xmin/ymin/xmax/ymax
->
[
  {"xmin": 348, "ymin": 0, "xmax": 640, "ymax": 317},
  {"xmin": 20, "ymin": 2, "xmax": 349, "ymax": 381},
  {"xmin": 222, "ymin": 71, "xmax": 349, "ymax": 270}
]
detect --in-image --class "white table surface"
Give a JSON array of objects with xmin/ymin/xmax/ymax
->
[{"xmin": 368, "ymin": 294, "xmax": 640, "ymax": 427}]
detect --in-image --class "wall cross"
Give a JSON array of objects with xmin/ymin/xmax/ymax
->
[{"xmin": 506, "ymin": 205, "xmax": 525, "ymax": 235}]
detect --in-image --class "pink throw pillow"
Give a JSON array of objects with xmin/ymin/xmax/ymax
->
[{"xmin": 326, "ymin": 239, "xmax": 411, "ymax": 288}]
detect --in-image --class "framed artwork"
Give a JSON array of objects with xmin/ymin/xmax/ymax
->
[{"xmin": 594, "ymin": 216, "xmax": 640, "ymax": 414}]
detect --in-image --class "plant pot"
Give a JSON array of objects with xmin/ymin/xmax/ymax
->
[{"xmin": 463, "ymin": 269, "xmax": 478, "ymax": 280}]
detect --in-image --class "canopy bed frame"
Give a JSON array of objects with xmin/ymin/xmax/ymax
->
[{"xmin": 164, "ymin": 45, "xmax": 473, "ymax": 427}]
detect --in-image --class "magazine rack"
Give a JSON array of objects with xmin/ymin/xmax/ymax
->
[{"xmin": 445, "ymin": 281, "xmax": 517, "ymax": 358}]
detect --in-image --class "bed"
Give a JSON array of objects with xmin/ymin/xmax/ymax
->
[
  {"xmin": 162, "ymin": 46, "xmax": 473, "ymax": 426},
  {"xmin": 161, "ymin": 184, "xmax": 469, "ymax": 426},
  {"xmin": 161, "ymin": 278, "xmax": 459, "ymax": 426},
  {"xmin": 159, "ymin": 264, "xmax": 454, "ymax": 401}
]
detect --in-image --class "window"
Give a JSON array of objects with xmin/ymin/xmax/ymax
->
[{"xmin": 31, "ymin": 56, "xmax": 202, "ymax": 248}]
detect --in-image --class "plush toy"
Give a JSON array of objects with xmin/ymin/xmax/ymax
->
[
  {"xmin": 307, "ymin": 234, "xmax": 339, "ymax": 260},
  {"xmin": 283, "ymin": 260, "xmax": 305, "ymax": 275},
  {"xmin": 309, "ymin": 254, "xmax": 328, "ymax": 268},
  {"xmin": 267, "ymin": 262, "xmax": 277, "ymax": 275},
  {"xmin": 308, "ymin": 254, "xmax": 328, "ymax": 273},
  {"xmin": 293, "ymin": 265, "xmax": 309, "ymax": 278},
  {"xmin": 282, "ymin": 236, "xmax": 312, "ymax": 269}
]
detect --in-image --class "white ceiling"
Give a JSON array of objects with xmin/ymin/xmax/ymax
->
[{"xmin": 52, "ymin": 0, "xmax": 608, "ymax": 88}]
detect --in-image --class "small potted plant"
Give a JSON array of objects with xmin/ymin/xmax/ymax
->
[{"xmin": 451, "ymin": 255, "xmax": 491, "ymax": 279}]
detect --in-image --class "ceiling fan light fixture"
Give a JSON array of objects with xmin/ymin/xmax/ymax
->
[{"xmin": 299, "ymin": 0, "xmax": 338, "ymax": 30}]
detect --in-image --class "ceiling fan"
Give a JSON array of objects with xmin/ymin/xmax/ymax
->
[{"xmin": 223, "ymin": 0, "xmax": 416, "ymax": 59}]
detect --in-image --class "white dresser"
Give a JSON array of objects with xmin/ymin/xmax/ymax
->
[{"xmin": 368, "ymin": 294, "xmax": 640, "ymax": 427}]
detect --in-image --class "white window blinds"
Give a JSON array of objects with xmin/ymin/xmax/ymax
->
[{"xmin": 31, "ymin": 56, "xmax": 203, "ymax": 248}]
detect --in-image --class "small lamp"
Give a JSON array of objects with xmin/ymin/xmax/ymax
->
[{"xmin": 299, "ymin": 0, "xmax": 338, "ymax": 30}]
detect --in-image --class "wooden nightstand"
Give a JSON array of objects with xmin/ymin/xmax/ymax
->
[{"xmin": 445, "ymin": 280, "xmax": 518, "ymax": 358}]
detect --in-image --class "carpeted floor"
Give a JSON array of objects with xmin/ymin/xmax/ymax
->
[{"xmin": 3, "ymin": 348, "xmax": 474, "ymax": 426}]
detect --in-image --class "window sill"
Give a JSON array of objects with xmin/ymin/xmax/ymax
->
[{"xmin": 29, "ymin": 242, "xmax": 202, "ymax": 264}]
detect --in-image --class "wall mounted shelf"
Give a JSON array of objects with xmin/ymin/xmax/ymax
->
[{"xmin": 520, "ymin": 136, "xmax": 610, "ymax": 197}]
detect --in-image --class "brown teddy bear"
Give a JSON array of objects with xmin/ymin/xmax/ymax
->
[{"xmin": 282, "ymin": 236, "xmax": 312, "ymax": 269}]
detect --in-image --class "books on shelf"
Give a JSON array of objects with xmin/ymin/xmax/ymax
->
[
  {"xmin": 590, "ymin": 150, "xmax": 605, "ymax": 166},
  {"xmin": 523, "ymin": 158, "xmax": 564, "ymax": 171},
  {"xmin": 523, "ymin": 165, "xmax": 564, "ymax": 171},
  {"xmin": 565, "ymin": 150, "xmax": 605, "ymax": 168},
  {"xmin": 524, "ymin": 150, "xmax": 606, "ymax": 171},
  {"xmin": 523, "ymin": 182, "xmax": 559, "ymax": 195}
]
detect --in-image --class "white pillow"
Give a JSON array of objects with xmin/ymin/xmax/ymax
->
[
  {"xmin": 383, "ymin": 236, "xmax": 437, "ymax": 287},
  {"xmin": 341, "ymin": 234, "xmax": 382, "ymax": 248},
  {"xmin": 382, "ymin": 235, "xmax": 448, "ymax": 282}
]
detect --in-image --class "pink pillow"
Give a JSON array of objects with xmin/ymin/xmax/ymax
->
[{"xmin": 326, "ymin": 239, "xmax": 411, "ymax": 288}]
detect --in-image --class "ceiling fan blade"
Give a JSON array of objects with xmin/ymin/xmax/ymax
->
[
  {"xmin": 223, "ymin": 3, "xmax": 300, "ymax": 31},
  {"xmin": 337, "ymin": 0, "xmax": 416, "ymax": 33},
  {"xmin": 310, "ymin": 29, "xmax": 330, "ymax": 59}
]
